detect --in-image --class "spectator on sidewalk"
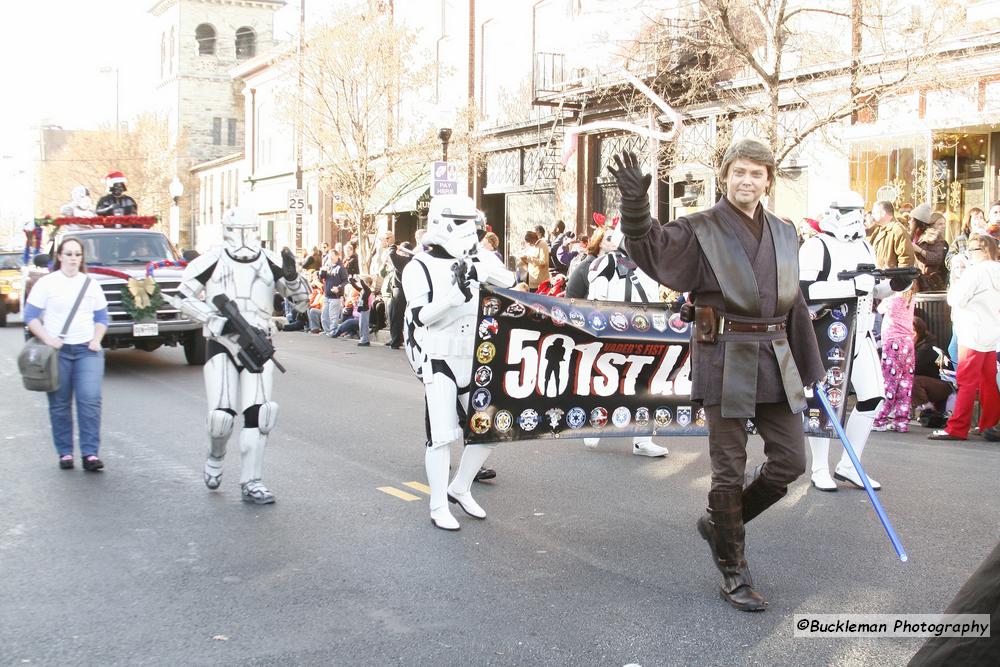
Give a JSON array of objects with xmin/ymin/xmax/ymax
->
[
  {"xmin": 320, "ymin": 249, "xmax": 348, "ymax": 337},
  {"xmin": 873, "ymin": 284, "xmax": 917, "ymax": 433},
  {"xmin": 910, "ymin": 204, "xmax": 949, "ymax": 291},
  {"xmin": 868, "ymin": 200, "xmax": 916, "ymax": 269},
  {"xmin": 386, "ymin": 241, "xmax": 413, "ymax": 349},
  {"xmin": 929, "ymin": 234, "xmax": 1000, "ymax": 441},
  {"xmin": 911, "ymin": 317, "xmax": 953, "ymax": 418},
  {"xmin": 518, "ymin": 230, "xmax": 550, "ymax": 291},
  {"xmin": 349, "ymin": 274, "xmax": 373, "ymax": 346}
]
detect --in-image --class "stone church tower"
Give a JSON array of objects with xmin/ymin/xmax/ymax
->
[{"xmin": 149, "ymin": 0, "xmax": 284, "ymax": 164}]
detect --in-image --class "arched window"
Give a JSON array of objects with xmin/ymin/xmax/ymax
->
[
  {"xmin": 235, "ymin": 27, "xmax": 256, "ymax": 60},
  {"xmin": 196, "ymin": 23, "xmax": 216, "ymax": 56}
]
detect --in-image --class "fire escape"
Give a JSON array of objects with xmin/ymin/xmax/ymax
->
[{"xmin": 528, "ymin": 52, "xmax": 587, "ymax": 189}]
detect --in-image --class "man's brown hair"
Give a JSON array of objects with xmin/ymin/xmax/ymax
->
[{"xmin": 718, "ymin": 139, "xmax": 776, "ymax": 194}]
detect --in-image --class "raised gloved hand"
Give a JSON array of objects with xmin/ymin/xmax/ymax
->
[
  {"xmin": 281, "ymin": 247, "xmax": 299, "ymax": 282},
  {"xmin": 607, "ymin": 151, "xmax": 652, "ymax": 238},
  {"xmin": 853, "ymin": 273, "xmax": 876, "ymax": 296}
]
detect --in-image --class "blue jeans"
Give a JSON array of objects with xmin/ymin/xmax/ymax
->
[
  {"xmin": 322, "ymin": 297, "xmax": 342, "ymax": 335},
  {"xmin": 332, "ymin": 318, "xmax": 359, "ymax": 338},
  {"xmin": 358, "ymin": 309, "xmax": 370, "ymax": 343},
  {"xmin": 46, "ymin": 344, "xmax": 104, "ymax": 458},
  {"xmin": 307, "ymin": 308, "xmax": 322, "ymax": 330}
]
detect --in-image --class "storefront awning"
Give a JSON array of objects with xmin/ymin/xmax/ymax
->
[{"xmin": 365, "ymin": 166, "xmax": 429, "ymax": 215}]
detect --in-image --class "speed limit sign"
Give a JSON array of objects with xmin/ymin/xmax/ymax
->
[{"xmin": 287, "ymin": 189, "xmax": 306, "ymax": 212}]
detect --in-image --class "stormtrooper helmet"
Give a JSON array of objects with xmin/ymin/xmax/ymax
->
[
  {"xmin": 819, "ymin": 191, "xmax": 866, "ymax": 242},
  {"xmin": 221, "ymin": 207, "xmax": 262, "ymax": 261},
  {"xmin": 423, "ymin": 195, "xmax": 479, "ymax": 258},
  {"xmin": 71, "ymin": 185, "xmax": 92, "ymax": 212}
]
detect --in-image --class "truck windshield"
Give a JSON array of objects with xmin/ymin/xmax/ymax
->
[
  {"xmin": 70, "ymin": 233, "xmax": 177, "ymax": 266},
  {"xmin": 0, "ymin": 253, "xmax": 23, "ymax": 270}
]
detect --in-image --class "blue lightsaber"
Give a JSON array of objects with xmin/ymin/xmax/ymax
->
[{"xmin": 813, "ymin": 383, "xmax": 908, "ymax": 563}]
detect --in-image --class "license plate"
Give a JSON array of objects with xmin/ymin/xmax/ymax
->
[{"xmin": 133, "ymin": 322, "xmax": 158, "ymax": 336}]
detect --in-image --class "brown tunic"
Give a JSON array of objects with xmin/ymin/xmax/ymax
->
[{"xmin": 625, "ymin": 197, "xmax": 825, "ymax": 412}]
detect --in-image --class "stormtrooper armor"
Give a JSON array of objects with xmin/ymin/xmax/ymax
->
[
  {"xmin": 800, "ymin": 191, "xmax": 900, "ymax": 491},
  {"xmin": 584, "ymin": 220, "xmax": 669, "ymax": 457},
  {"xmin": 403, "ymin": 195, "xmax": 516, "ymax": 530},
  {"xmin": 60, "ymin": 186, "xmax": 96, "ymax": 218},
  {"xmin": 169, "ymin": 207, "xmax": 309, "ymax": 504}
]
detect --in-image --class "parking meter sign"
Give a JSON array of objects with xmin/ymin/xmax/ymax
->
[
  {"xmin": 431, "ymin": 161, "xmax": 458, "ymax": 196},
  {"xmin": 433, "ymin": 181, "xmax": 458, "ymax": 195}
]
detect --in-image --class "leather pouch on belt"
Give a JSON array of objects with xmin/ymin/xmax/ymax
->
[{"xmin": 694, "ymin": 305, "xmax": 718, "ymax": 344}]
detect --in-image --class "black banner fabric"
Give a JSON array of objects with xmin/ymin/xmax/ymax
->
[
  {"xmin": 465, "ymin": 288, "xmax": 709, "ymax": 444},
  {"xmin": 803, "ymin": 299, "xmax": 859, "ymax": 440}
]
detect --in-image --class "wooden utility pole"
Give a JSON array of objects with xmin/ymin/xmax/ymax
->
[
  {"xmin": 467, "ymin": 0, "xmax": 476, "ymax": 199},
  {"xmin": 295, "ymin": 0, "xmax": 305, "ymax": 250},
  {"xmin": 850, "ymin": 0, "xmax": 862, "ymax": 124}
]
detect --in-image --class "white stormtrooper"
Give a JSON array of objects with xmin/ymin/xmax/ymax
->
[
  {"xmin": 169, "ymin": 207, "xmax": 309, "ymax": 504},
  {"xmin": 799, "ymin": 191, "xmax": 908, "ymax": 491},
  {"xmin": 583, "ymin": 218, "xmax": 669, "ymax": 458},
  {"xmin": 403, "ymin": 194, "xmax": 516, "ymax": 531},
  {"xmin": 59, "ymin": 186, "xmax": 96, "ymax": 218}
]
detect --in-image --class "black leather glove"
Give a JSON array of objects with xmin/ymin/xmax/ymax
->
[
  {"xmin": 889, "ymin": 276, "xmax": 913, "ymax": 292},
  {"xmin": 607, "ymin": 151, "xmax": 652, "ymax": 238},
  {"xmin": 280, "ymin": 247, "xmax": 298, "ymax": 282}
]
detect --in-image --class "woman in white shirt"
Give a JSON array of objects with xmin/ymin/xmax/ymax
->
[
  {"xmin": 24, "ymin": 238, "xmax": 110, "ymax": 470},
  {"xmin": 930, "ymin": 234, "xmax": 1000, "ymax": 441}
]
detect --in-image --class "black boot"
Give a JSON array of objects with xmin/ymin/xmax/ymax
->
[
  {"xmin": 742, "ymin": 463, "xmax": 788, "ymax": 524},
  {"xmin": 697, "ymin": 489, "xmax": 768, "ymax": 612}
]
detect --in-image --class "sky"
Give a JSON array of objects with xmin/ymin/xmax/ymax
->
[{"xmin": 0, "ymin": 0, "xmax": 331, "ymax": 160}]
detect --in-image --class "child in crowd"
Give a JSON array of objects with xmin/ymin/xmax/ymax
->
[{"xmin": 873, "ymin": 283, "xmax": 917, "ymax": 432}]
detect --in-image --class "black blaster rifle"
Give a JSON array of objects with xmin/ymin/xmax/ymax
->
[
  {"xmin": 452, "ymin": 259, "xmax": 473, "ymax": 302},
  {"xmin": 837, "ymin": 263, "xmax": 920, "ymax": 286},
  {"xmin": 211, "ymin": 294, "xmax": 286, "ymax": 373}
]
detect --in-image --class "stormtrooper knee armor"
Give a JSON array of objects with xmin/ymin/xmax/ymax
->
[
  {"xmin": 800, "ymin": 192, "xmax": 907, "ymax": 491},
  {"xmin": 403, "ymin": 195, "xmax": 515, "ymax": 530}
]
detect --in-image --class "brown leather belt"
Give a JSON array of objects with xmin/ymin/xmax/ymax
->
[{"xmin": 722, "ymin": 319, "xmax": 786, "ymax": 334}]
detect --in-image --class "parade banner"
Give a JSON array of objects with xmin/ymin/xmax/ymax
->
[
  {"xmin": 464, "ymin": 288, "xmax": 708, "ymax": 443},
  {"xmin": 803, "ymin": 299, "xmax": 859, "ymax": 440}
]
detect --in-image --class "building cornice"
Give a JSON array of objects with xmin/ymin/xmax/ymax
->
[
  {"xmin": 190, "ymin": 151, "xmax": 245, "ymax": 174},
  {"xmin": 149, "ymin": 0, "xmax": 286, "ymax": 17}
]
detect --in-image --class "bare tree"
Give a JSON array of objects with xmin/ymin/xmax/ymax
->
[
  {"xmin": 627, "ymin": 0, "xmax": 965, "ymax": 186},
  {"xmin": 36, "ymin": 114, "xmax": 183, "ymax": 228},
  {"xmin": 285, "ymin": 7, "xmax": 475, "ymax": 264}
]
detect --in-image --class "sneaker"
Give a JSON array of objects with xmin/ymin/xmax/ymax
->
[
  {"xmin": 59, "ymin": 455, "xmax": 74, "ymax": 470},
  {"xmin": 357, "ymin": 341, "xmax": 370, "ymax": 347},
  {"xmin": 633, "ymin": 441, "xmax": 669, "ymax": 457},
  {"xmin": 241, "ymin": 479, "xmax": 275, "ymax": 504},
  {"xmin": 82, "ymin": 455, "xmax": 104, "ymax": 472},
  {"xmin": 871, "ymin": 423, "xmax": 893, "ymax": 432}
]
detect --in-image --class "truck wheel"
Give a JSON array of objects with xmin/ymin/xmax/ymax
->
[{"xmin": 184, "ymin": 330, "xmax": 208, "ymax": 366}]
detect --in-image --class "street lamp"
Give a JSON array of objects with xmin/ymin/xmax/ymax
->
[
  {"xmin": 168, "ymin": 177, "xmax": 183, "ymax": 246},
  {"xmin": 438, "ymin": 127, "xmax": 452, "ymax": 162}
]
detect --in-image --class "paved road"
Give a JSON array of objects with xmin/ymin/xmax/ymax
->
[{"xmin": 2, "ymin": 324, "xmax": 998, "ymax": 666}]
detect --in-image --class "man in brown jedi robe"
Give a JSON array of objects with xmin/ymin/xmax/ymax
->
[{"xmin": 609, "ymin": 141, "xmax": 825, "ymax": 611}]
